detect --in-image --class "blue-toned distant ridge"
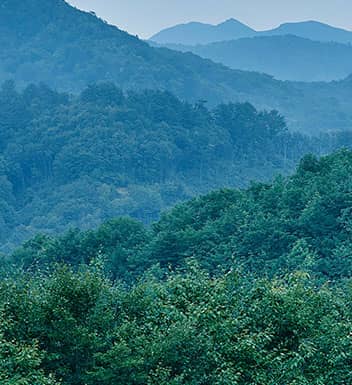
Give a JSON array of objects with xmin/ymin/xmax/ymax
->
[{"xmin": 150, "ymin": 19, "xmax": 352, "ymax": 45}]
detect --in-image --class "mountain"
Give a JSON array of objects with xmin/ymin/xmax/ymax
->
[
  {"xmin": 0, "ymin": 0, "xmax": 271, "ymax": 103},
  {"xmin": 263, "ymin": 21, "xmax": 352, "ymax": 44},
  {"xmin": 151, "ymin": 19, "xmax": 352, "ymax": 45},
  {"xmin": 154, "ymin": 35, "xmax": 352, "ymax": 82},
  {"xmin": 1, "ymin": 0, "xmax": 352, "ymax": 133},
  {"xmin": 150, "ymin": 18, "xmax": 256, "ymax": 45},
  {"xmin": 2, "ymin": 3, "xmax": 352, "ymax": 382}
]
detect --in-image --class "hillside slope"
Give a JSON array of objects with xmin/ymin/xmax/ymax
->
[
  {"xmin": 3, "ymin": 82, "xmax": 334, "ymax": 252},
  {"xmin": 1, "ymin": 85, "xmax": 351, "ymax": 254},
  {"xmin": 0, "ymin": 0, "xmax": 352, "ymax": 133},
  {"xmin": 9, "ymin": 150, "xmax": 352, "ymax": 281},
  {"xmin": 0, "ymin": 0, "xmax": 283, "ymax": 102},
  {"xmin": 155, "ymin": 35, "xmax": 352, "ymax": 82}
]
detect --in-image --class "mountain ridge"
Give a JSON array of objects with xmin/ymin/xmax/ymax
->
[
  {"xmin": 1, "ymin": 0, "xmax": 352, "ymax": 133},
  {"xmin": 152, "ymin": 35, "xmax": 352, "ymax": 82},
  {"xmin": 150, "ymin": 18, "xmax": 256, "ymax": 45},
  {"xmin": 150, "ymin": 19, "xmax": 352, "ymax": 45},
  {"xmin": 262, "ymin": 20, "xmax": 352, "ymax": 44}
]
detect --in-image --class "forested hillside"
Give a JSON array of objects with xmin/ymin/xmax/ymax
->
[
  {"xmin": 0, "ymin": 0, "xmax": 288, "ymax": 103},
  {"xmin": 5, "ymin": 81, "xmax": 346, "ymax": 252},
  {"xmin": 155, "ymin": 35, "xmax": 352, "ymax": 82},
  {"xmin": 6, "ymin": 150, "xmax": 352, "ymax": 281},
  {"xmin": 1, "ymin": 0, "xmax": 352, "ymax": 132},
  {"xmin": 1, "ymin": 151, "xmax": 352, "ymax": 385},
  {"xmin": 2, "ymin": 1, "xmax": 352, "ymax": 384}
]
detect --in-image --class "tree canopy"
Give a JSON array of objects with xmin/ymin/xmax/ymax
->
[
  {"xmin": 8, "ymin": 150, "xmax": 352, "ymax": 281},
  {"xmin": 0, "ymin": 261, "xmax": 351, "ymax": 384},
  {"xmin": 2, "ymin": 137, "xmax": 352, "ymax": 385},
  {"xmin": 5, "ymin": 82, "xmax": 349, "ymax": 252}
]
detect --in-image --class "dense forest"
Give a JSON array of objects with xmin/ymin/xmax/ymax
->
[
  {"xmin": 1, "ymin": 0, "xmax": 352, "ymax": 133},
  {"xmin": 1, "ymin": 1, "xmax": 352, "ymax": 384},
  {"xmin": 2, "ymin": 81, "xmax": 352, "ymax": 252},
  {"xmin": 5, "ymin": 150, "xmax": 352, "ymax": 281},
  {"xmin": 1, "ymin": 151, "xmax": 352, "ymax": 384}
]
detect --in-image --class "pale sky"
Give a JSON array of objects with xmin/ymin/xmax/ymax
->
[{"xmin": 67, "ymin": 0, "xmax": 352, "ymax": 39}]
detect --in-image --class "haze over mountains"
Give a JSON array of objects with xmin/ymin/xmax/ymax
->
[
  {"xmin": 154, "ymin": 35, "xmax": 352, "ymax": 82},
  {"xmin": 1, "ymin": 0, "xmax": 352, "ymax": 134},
  {"xmin": 2, "ymin": 2, "xmax": 352, "ymax": 383},
  {"xmin": 150, "ymin": 18, "xmax": 352, "ymax": 45},
  {"xmin": 150, "ymin": 19, "xmax": 257, "ymax": 45},
  {"xmin": 151, "ymin": 19, "xmax": 352, "ymax": 82}
]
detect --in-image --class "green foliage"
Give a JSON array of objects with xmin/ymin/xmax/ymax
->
[
  {"xmin": 144, "ymin": 150, "xmax": 352, "ymax": 279},
  {"xmin": 2, "ymin": 151, "xmax": 352, "ymax": 384},
  {"xmin": 9, "ymin": 150, "xmax": 352, "ymax": 281},
  {"xmin": 3, "ymin": 82, "xmax": 344, "ymax": 252},
  {"xmin": 0, "ymin": 265, "xmax": 115, "ymax": 385},
  {"xmin": 11, "ymin": 218, "xmax": 149, "ymax": 281},
  {"xmin": 0, "ymin": 313, "xmax": 58, "ymax": 384},
  {"xmin": 0, "ymin": 263, "xmax": 351, "ymax": 384},
  {"xmin": 2, "ymin": 3, "xmax": 352, "ymax": 384}
]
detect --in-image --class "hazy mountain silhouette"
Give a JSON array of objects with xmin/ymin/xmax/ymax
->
[
  {"xmin": 150, "ymin": 19, "xmax": 256, "ymax": 45},
  {"xmin": 153, "ymin": 35, "xmax": 352, "ymax": 82},
  {"xmin": 262, "ymin": 21, "xmax": 352, "ymax": 44},
  {"xmin": 151, "ymin": 19, "xmax": 352, "ymax": 45}
]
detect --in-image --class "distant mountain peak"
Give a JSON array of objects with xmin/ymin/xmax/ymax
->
[
  {"xmin": 220, "ymin": 18, "xmax": 245, "ymax": 25},
  {"xmin": 150, "ymin": 18, "xmax": 255, "ymax": 45},
  {"xmin": 218, "ymin": 18, "xmax": 254, "ymax": 30},
  {"xmin": 264, "ymin": 20, "xmax": 352, "ymax": 44},
  {"xmin": 279, "ymin": 20, "xmax": 323, "ymax": 26},
  {"xmin": 152, "ymin": 18, "xmax": 352, "ymax": 46},
  {"xmin": 276, "ymin": 20, "xmax": 350, "ymax": 30}
]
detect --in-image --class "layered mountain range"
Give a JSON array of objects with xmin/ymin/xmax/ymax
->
[
  {"xmin": 151, "ymin": 35, "xmax": 352, "ymax": 82},
  {"xmin": 0, "ymin": 0, "xmax": 351, "ymax": 133},
  {"xmin": 150, "ymin": 19, "xmax": 352, "ymax": 82},
  {"xmin": 151, "ymin": 18, "xmax": 352, "ymax": 45}
]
